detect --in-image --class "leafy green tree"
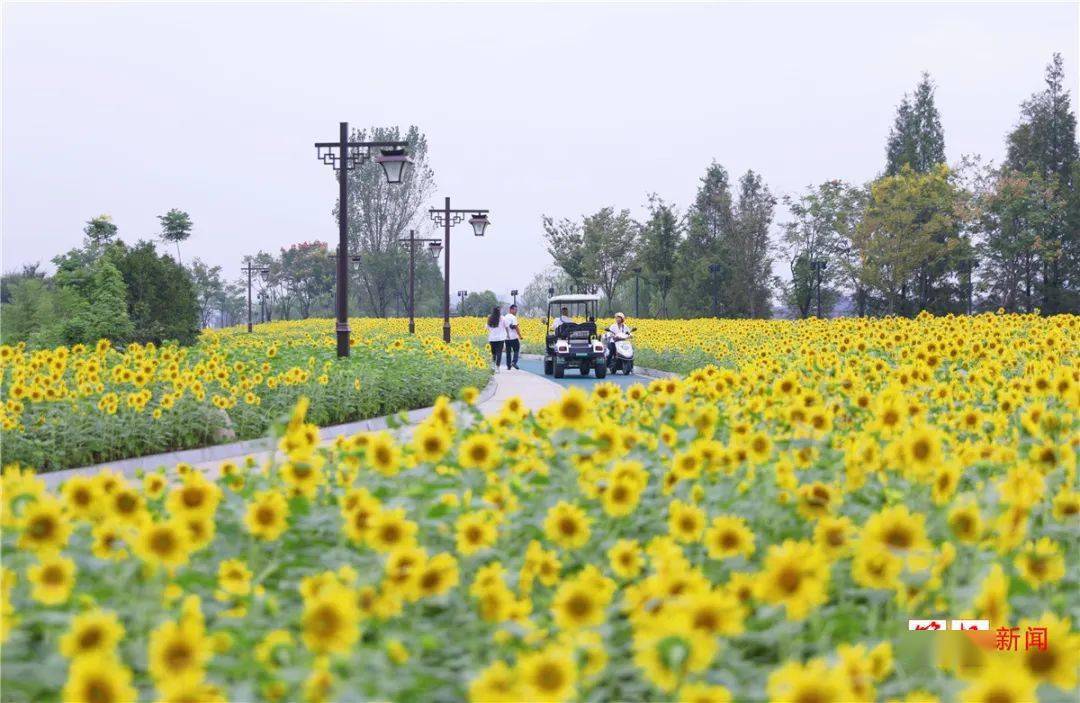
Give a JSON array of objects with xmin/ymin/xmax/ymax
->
[
  {"xmin": 83, "ymin": 215, "xmax": 118, "ymax": 247},
  {"xmin": 640, "ymin": 196, "xmax": 681, "ymax": 317},
  {"xmin": 65, "ymin": 258, "xmax": 134, "ymax": 345},
  {"xmin": 187, "ymin": 258, "xmax": 225, "ymax": 328},
  {"xmin": 581, "ymin": 208, "xmax": 639, "ymax": 313},
  {"xmin": 672, "ymin": 163, "xmax": 736, "ymax": 317},
  {"xmin": 158, "ymin": 209, "xmax": 194, "ymax": 264},
  {"xmin": 1006, "ymin": 54, "xmax": 1078, "ymax": 186},
  {"xmin": 728, "ymin": 171, "xmax": 777, "ymax": 318},
  {"xmin": 886, "ymin": 72, "xmax": 946, "ymax": 176},
  {"xmin": 1003, "ymin": 53, "xmax": 1079, "ymax": 313},
  {"xmin": 853, "ymin": 165, "xmax": 962, "ymax": 315},
  {"xmin": 339, "ymin": 126, "xmax": 436, "ymax": 317},
  {"xmin": 113, "ymin": 241, "xmax": 200, "ymax": 344},
  {"xmin": 975, "ymin": 169, "xmax": 1065, "ymax": 312},
  {"xmin": 1, "ymin": 278, "xmax": 56, "ymax": 345},
  {"xmin": 541, "ymin": 216, "xmax": 589, "ymax": 290},
  {"xmin": 781, "ymin": 181, "xmax": 864, "ymax": 317},
  {"xmin": 1, "ymin": 263, "xmax": 45, "ymax": 304},
  {"xmin": 280, "ymin": 242, "xmax": 334, "ymax": 319},
  {"xmin": 521, "ymin": 268, "xmax": 573, "ymax": 317},
  {"xmin": 463, "ymin": 290, "xmax": 499, "ymax": 317}
]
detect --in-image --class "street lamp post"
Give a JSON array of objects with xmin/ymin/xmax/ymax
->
[
  {"xmin": 241, "ymin": 260, "xmax": 270, "ymax": 333},
  {"xmin": 315, "ymin": 122, "xmax": 411, "ymax": 357},
  {"xmin": 708, "ymin": 263, "xmax": 722, "ymax": 318},
  {"xmin": 398, "ymin": 229, "xmax": 443, "ymax": 334},
  {"xmin": 511, "ymin": 289, "xmax": 518, "ymax": 306},
  {"xmin": 457, "ymin": 290, "xmax": 469, "ymax": 317},
  {"xmin": 810, "ymin": 259, "xmax": 827, "ymax": 318},
  {"xmin": 429, "ymin": 198, "xmax": 491, "ymax": 342}
]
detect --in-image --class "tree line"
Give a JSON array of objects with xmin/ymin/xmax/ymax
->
[
  {"xmin": 2, "ymin": 212, "xmax": 200, "ymax": 347},
  {"xmin": 534, "ymin": 54, "xmax": 1079, "ymax": 319}
]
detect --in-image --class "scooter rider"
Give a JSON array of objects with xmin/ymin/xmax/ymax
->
[{"xmin": 606, "ymin": 312, "xmax": 631, "ymax": 367}]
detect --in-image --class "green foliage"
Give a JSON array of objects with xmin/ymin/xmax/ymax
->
[
  {"xmin": 65, "ymin": 257, "xmax": 135, "ymax": 345},
  {"xmin": 342, "ymin": 125, "xmax": 437, "ymax": 317},
  {"xmin": 726, "ymin": 171, "xmax": 776, "ymax": 319},
  {"xmin": 1, "ymin": 278, "xmax": 56, "ymax": 346},
  {"xmin": 541, "ymin": 216, "xmax": 589, "ymax": 290},
  {"xmin": 639, "ymin": 196, "xmax": 680, "ymax": 316},
  {"xmin": 999, "ymin": 52, "xmax": 1080, "ymax": 314},
  {"xmin": 521, "ymin": 268, "xmax": 573, "ymax": 317},
  {"xmin": 0, "ymin": 334, "xmax": 488, "ymax": 472},
  {"xmin": 114, "ymin": 241, "xmax": 200, "ymax": 345},
  {"xmin": 157, "ymin": 208, "xmax": 193, "ymax": 263},
  {"xmin": 188, "ymin": 258, "xmax": 226, "ymax": 327},
  {"xmin": 781, "ymin": 181, "xmax": 864, "ymax": 318},
  {"xmin": 280, "ymin": 242, "xmax": 334, "ymax": 318},
  {"xmin": 581, "ymin": 208, "xmax": 639, "ymax": 313},
  {"xmin": 673, "ymin": 162, "xmax": 735, "ymax": 317},
  {"xmin": 83, "ymin": 214, "xmax": 118, "ymax": 246},
  {"xmin": 463, "ymin": 290, "xmax": 499, "ymax": 317},
  {"xmin": 1005, "ymin": 54, "xmax": 1079, "ymax": 187},
  {"xmin": 854, "ymin": 165, "xmax": 963, "ymax": 316},
  {"xmin": 886, "ymin": 72, "xmax": 946, "ymax": 176}
]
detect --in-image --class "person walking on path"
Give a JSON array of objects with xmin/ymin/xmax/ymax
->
[
  {"xmin": 486, "ymin": 306, "xmax": 508, "ymax": 371},
  {"xmin": 504, "ymin": 304, "xmax": 522, "ymax": 370}
]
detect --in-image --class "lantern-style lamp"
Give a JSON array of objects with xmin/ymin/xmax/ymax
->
[
  {"xmin": 375, "ymin": 148, "xmax": 412, "ymax": 184},
  {"xmin": 468, "ymin": 213, "xmax": 490, "ymax": 237}
]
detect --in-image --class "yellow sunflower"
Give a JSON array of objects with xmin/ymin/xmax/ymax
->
[{"xmin": 61, "ymin": 654, "xmax": 138, "ymax": 703}]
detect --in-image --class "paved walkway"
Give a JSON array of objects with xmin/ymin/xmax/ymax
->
[{"xmin": 40, "ymin": 369, "xmax": 564, "ymax": 488}]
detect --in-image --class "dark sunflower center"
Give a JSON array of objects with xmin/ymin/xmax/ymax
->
[
  {"xmin": 535, "ymin": 663, "xmax": 565, "ymax": 692},
  {"xmin": 181, "ymin": 488, "xmax": 204, "ymax": 508},
  {"xmin": 778, "ymin": 567, "xmax": 802, "ymax": 593},
  {"xmin": 165, "ymin": 642, "xmax": 193, "ymax": 671},
  {"xmin": 884, "ymin": 527, "xmax": 913, "ymax": 549},
  {"xmin": 79, "ymin": 627, "xmax": 103, "ymax": 649},
  {"xmin": 151, "ymin": 530, "xmax": 176, "ymax": 555}
]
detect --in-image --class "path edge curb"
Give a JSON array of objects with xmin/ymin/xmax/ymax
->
[{"xmin": 39, "ymin": 373, "xmax": 499, "ymax": 485}]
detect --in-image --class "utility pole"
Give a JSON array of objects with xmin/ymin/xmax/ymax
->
[{"xmin": 241, "ymin": 260, "xmax": 269, "ymax": 333}]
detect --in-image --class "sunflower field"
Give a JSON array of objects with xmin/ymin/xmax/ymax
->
[
  {"xmin": 1, "ymin": 312, "xmax": 1078, "ymax": 702},
  {"xmin": 0, "ymin": 321, "xmax": 489, "ymax": 472}
]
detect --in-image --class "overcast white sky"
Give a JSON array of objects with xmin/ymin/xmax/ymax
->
[{"xmin": 3, "ymin": 2, "xmax": 1077, "ymax": 299}]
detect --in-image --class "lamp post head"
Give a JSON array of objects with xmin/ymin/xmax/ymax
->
[
  {"xmin": 708, "ymin": 263, "xmax": 722, "ymax": 274},
  {"xmin": 469, "ymin": 213, "xmax": 490, "ymax": 237},
  {"xmin": 428, "ymin": 240, "xmax": 443, "ymax": 259},
  {"xmin": 632, "ymin": 267, "xmax": 642, "ymax": 274},
  {"xmin": 510, "ymin": 289, "xmax": 518, "ymax": 296},
  {"xmin": 375, "ymin": 148, "xmax": 412, "ymax": 184}
]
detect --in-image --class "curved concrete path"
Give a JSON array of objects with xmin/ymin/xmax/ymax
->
[{"xmin": 40, "ymin": 369, "xmax": 564, "ymax": 487}]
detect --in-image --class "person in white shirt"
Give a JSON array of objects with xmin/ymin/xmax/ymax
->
[
  {"xmin": 504, "ymin": 304, "xmax": 522, "ymax": 370},
  {"xmin": 486, "ymin": 306, "xmax": 508, "ymax": 370},
  {"xmin": 606, "ymin": 312, "xmax": 632, "ymax": 367},
  {"xmin": 551, "ymin": 306, "xmax": 575, "ymax": 332}
]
